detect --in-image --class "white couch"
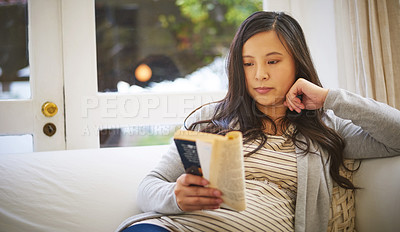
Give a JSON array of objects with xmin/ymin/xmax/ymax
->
[{"xmin": 0, "ymin": 145, "xmax": 399, "ymax": 232}]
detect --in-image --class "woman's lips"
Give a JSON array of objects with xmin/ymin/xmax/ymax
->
[{"xmin": 254, "ymin": 87, "xmax": 273, "ymax": 94}]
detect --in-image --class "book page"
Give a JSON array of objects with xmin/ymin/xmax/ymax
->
[
  {"xmin": 209, "ymin": 131, "xmax": 246, "ymax": 211},
  {"xmin": 196, "ymin": 140, "xmax": 212, "ymax": 181}
]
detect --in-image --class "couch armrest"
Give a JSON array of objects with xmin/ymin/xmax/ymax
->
[{"xmin": 353, "ymin": 155, "xmax": 400, "ymax": 232}]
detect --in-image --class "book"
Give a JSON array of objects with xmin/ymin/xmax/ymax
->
[{"xmin": 173, "ymin": 129, "xmax": 246, "ymax": 211}]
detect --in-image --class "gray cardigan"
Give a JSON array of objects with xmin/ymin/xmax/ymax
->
[{"xmin": 116, "ymin": 89, "xmax": 400, "ymax": 232}]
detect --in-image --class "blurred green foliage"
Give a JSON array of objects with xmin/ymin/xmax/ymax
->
[
  {"xmin": 134, "ymin": 133, "xmax": 174, "ymax": 146},
  {"xmin": 128, "ymin": 125, "xmax": 180, "ymax": 146},
  {"xmin": 176, "ymin": 0, "xmax": 262, "ymax": 26},
  {"xmin": 159, "ymin": 0, "xmax": 262, "ymax": 62}
]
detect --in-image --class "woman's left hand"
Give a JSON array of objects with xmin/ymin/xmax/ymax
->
[{"xmin": 284, "ymin": 78, "xmax": 329, "ymax": 113}]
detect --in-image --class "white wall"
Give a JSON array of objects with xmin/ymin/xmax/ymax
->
[{"xmin": 264, "ymin": 0, "xmax": 339, "ymax": 89}]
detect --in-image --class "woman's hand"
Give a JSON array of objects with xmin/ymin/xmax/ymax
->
[
  {"xmin": 174, "ymin": 174, "xmax": 223, "ymax": 211},
  {"xmin": 284, "ymin": 78, "xmax": 329, "ymax": 113}
]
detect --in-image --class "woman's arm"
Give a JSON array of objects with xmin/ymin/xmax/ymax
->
[
  {"xmin": 137, "ymin": 143, "xmax": 185, "ymax": 214},
  {"xmin": 323, "ymin": 89, "xmax": 400, "ymax": 159},
  {"xmin": 137, "ymin": 104, "xmax": 223, "ymax": 214},
  {"xmin": 285, "ymin": 78, "xmax": 400, "ymax": 159}
]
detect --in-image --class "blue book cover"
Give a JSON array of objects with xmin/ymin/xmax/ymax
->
[{"xmin": 174, "ymin": 138, "xmax": 203, "ymax": 176}]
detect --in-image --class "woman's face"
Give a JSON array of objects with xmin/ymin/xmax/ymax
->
[{"xmin": 242, "ymin": 30, "xmax": 296, "ymax": 116}]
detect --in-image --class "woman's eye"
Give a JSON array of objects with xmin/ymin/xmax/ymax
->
[
  {"xmin": 268, "ymin": 60, "xmax": 278, "ymax": 64},
  {"xmin": 243, "ymin": 62, "xmax": 253, "ymax": 67}
]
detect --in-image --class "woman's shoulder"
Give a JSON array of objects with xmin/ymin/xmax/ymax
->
[{"xmin": 184, "ymin": 102, "xmax": 220, "ymax": 128}]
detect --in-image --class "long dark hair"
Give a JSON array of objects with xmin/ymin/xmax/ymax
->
[{"xmin": 186, "ymin": 11, "xmax": 355, "ymax": 189}]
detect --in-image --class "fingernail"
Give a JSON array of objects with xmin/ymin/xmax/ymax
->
[
  {"xmin": 214, "ymin": 190, "xmax": 221, "ymax": 197},
  {"xmin": 201, "ymin": 179, "xmax": 208, "ymax": 186}
]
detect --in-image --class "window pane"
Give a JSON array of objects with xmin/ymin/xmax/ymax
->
[
  {"xmin": 95, "ymin": 0, "xmax": 262, "ymax": 93},
  {"xmin": 0, "ymin": 134, "xmax": 33, "ymax": 154},
  {"xmin": 0, "ymin": 0, "xmax": 30, "ymax": 99},
  {"xmin": 100, "ymin": 124, "xmax": 179, "ymax": 147}
]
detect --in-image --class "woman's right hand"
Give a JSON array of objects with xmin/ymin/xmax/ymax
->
[
  {"xmin": 284, "ymin": 78, "xmax": 329, "ymax": 113},
  {"xmin": 174, "ymin": 174, "xmax": 223, "ymax": 211}
]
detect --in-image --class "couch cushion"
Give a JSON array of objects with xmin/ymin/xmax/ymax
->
[{"xmin": 0, "ymin": 145, "xmax": 167, "ymax": 232}]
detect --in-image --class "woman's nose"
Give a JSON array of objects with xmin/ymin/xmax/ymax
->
[{"xmin": 255, "ymin": 65, "xmax": 269, "ymax": 80}]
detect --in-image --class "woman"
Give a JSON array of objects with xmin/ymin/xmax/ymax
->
[{"xmin": 117, "ymin": 11, "xmax": 400, "ymax": 232}]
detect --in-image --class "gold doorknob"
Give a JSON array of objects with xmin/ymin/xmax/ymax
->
[{"xmin": 42, "ymin": 102, "xmax": 58, "ymax": 117}]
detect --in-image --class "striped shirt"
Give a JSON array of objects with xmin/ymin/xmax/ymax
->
[{"xmin": 142, "ymin": 134, "xmax": 298, "ymax": 232}]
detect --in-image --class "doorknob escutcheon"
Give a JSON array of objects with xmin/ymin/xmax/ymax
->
[{"xmin": 42, "ymin": 102, "xmax": 58, "ymax": 117}]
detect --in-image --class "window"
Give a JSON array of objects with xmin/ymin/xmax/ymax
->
[{"xmin": 94, "ymin": 0, "xmax": 262, "ymax": 147}]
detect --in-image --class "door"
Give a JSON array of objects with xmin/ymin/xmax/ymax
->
[{"xmin": 0, "ymin": 0, "xmax": 65, "ymax": 153}]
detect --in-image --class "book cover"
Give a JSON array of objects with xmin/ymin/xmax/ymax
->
[{"xmin": 174, "ymin": 138, "xmax": 203, "ymax": 176}]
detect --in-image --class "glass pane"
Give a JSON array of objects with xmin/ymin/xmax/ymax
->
[
  {"xmin": 95, "ymin": 0, "xmax": 262, "ymax": 93},
  {"xmin": 0, "ymin": 134, "xmax": 33, "ymax": 154},
  {"xmin": 0, "ymin": 0, "xmax": 30, "ymax": 99},
  {"xmin": 100, "ymin": 125, "xmax": 180, "ymax": 147}
]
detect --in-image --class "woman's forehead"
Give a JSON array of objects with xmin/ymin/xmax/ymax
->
[{"xmin": 242, "ymin": 31, "xmax": 290, "ymax": 57}]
